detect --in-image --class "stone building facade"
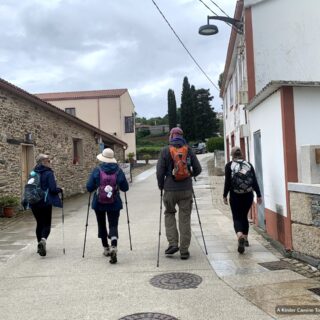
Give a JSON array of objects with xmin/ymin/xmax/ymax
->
[{"xmin": 0, "ymin": 78, "xmax": 127, "ymax": 200}]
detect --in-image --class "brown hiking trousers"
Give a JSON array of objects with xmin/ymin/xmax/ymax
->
[{"xmin": 163, "ymin": 190, "xmax": 193, "ymax": 253}]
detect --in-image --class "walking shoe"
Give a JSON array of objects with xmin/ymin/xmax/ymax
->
[
  {"xmin": 180, "ymin": 251, "xmax": 190, "ymax": 260},
  {"xmin": 109, "ymin": 247, "xmax": 117, "ymax": 264},
  {"xmin": 238, "ymin": 237, "xmax": 245, "ymax": 254},
  {"xmin": 244, "ymin": 239, "xmax": 249, "ymax": 247},
  {"xmin": 103, "ymin": 246, "xmax": 111, "ymax": 257},
  {"xmin": 38, "ymin": 238, "xmax": 46, "ymax": 257},
  {"xmin": 165, "ymin": 245, "xmax": 179, "ymax": 255}
]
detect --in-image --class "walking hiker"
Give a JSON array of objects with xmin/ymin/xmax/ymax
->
[
  {"xmin": 86, "ymin": 148, "xmax": 129, "ymax": 264},
  {"xmin": 23, "ymin": 154, "xmax": 62, "ymax": 257},
  {"xmin": 157, "ymin": 127, "xmax": 202, "ymax": 260},
  {"xmin": 223, "ymin": 146, "xmax": 262, "ymax": 254}
]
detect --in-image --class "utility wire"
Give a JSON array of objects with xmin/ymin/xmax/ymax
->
[
  {"xmin": 208, "ymin": 0, "xmax": 231, "ymax": 18},
  {"xmin": 198, "ymin": 0, "xmax": 238, "ymax": 34},
  {"xmin": 198, "ymin": 0, "xmax": 219, "ymax": 16},
  {"xmin": 151, "ymin": 0, "xmax": 219, "ymax": 92}
]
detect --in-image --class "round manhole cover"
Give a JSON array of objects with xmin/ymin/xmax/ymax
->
[
  {"xmin": 119, "ymin": 313, "xmax": 178, "ymax": 320},
  {"xmin": 150, "ymin": 272, "xmax": 202, "ymax": 290}
]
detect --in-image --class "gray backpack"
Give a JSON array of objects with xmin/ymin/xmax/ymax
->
[{"xmin": 231, "ymin": 160, "xmax": 254, "ymax": 194}]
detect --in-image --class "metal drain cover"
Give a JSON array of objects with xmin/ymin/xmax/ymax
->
[
  {"xmin": 258, "ymin": 260, "xmax": 293, "ymax": 271},
  {"xmin": 119, "ymin": 313, "xmax": 178, "ymax": 320},
  {"xmin": 150, "ymin": 272, "xmax": 202, "ymax": 290},
  {"xmin": 308, "ymin": 287, "xmax": 320, "ymax": 296}
]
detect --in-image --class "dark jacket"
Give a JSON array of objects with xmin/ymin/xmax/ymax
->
[
  {"xmin": 156, "ymin": 140, "xmax": 202, "ymax": 191},
  {"xmin": 223, "ymin": 160, "xmax": 261, "ymax": 198},
  {"xmin": 86, "ymin": 163, "xmax": 129, "ymax": 212},
  {"xmin": 32, "ymin": 164, "xmax": 62, "ymax": 208}
]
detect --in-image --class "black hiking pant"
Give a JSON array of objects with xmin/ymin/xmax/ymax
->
[
  {"xmin": 229, "ymin": 191, "xmax": 253, "ymax": 235},
  {"xmin": 31, "ymin": 205, "xmax": 53, "ymax": 242},
  {"xmin": 95, "ymin": 210, "xmax": 120, "ymax": 247}
]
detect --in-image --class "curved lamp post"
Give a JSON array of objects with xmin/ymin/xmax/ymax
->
[{"xmin": 199, "ymin": 16, "xmax": 243, "ymax": 35}]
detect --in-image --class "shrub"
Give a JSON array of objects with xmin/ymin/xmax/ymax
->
[
  {"xmin": 143, "ymin": 154, "xmax": 151, "ymax": 164},
  {"xmin": 0, "ymin": 195, "xmax": 20, "ymax": 208},
  {"xmin": 206, "ymin": 137, "xmax": 224, "ymax": 152}
]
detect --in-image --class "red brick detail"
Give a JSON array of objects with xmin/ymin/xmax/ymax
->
[
  {"xmin": 245, "ymin": 7, "xmax": 256, "ymax": 101},
  {"xmin": 280, "ymin": 86, "xmax": 297, "ymax": 249},
  {"xmin": 265, "ymin": 208, "xmax": 292, "ymax": 249}
]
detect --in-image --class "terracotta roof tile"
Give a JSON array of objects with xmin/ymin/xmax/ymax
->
[{"xmin": 35, "ymin": 89, "xmax": 127, "ymax": 101}]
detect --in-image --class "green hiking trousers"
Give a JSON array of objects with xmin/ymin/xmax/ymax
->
[{"xmin": 163, "ymin": 190, "xmax": 193, "ymax": 253}]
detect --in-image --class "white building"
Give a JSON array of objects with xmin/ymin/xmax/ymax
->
[{"xmin": 221, "ymin": 0, "xmax": 320, "ymax": 250}]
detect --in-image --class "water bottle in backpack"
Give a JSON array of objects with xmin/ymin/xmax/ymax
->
[{"xmin": 23, "ymin": 171, "xmax": 47, "ymax": 205}]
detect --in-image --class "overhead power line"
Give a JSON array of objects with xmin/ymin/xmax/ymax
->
[
  {"xmin": 208, "ymin": 0, "xmax": 231, "ymax": 18},
  {"xmin": 151, "ymin": 0, "xmax": 219, "ymax": 92},
  {"xmin": 198, "ymin": 0, "xmax": 238, "ymax": 34},
  {"xmin": 198, "ymin": 0, "xmax": 219, "ymax": 16}
]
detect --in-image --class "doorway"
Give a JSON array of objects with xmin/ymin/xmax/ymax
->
[
  {"xmin": 253, "ymin": 130, "xmax": 265, "ymax": 229},
  {"xmin": 21, "ymin": 145, "xmax": 35, "ymax": 195}
]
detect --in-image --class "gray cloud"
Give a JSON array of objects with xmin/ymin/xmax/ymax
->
[{"xmin": 0, "ymin": 0, "xmax": 236, "ymax": 117}]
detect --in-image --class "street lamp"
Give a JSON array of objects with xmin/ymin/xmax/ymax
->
[{"xmin": 199, "ymin": 16, "xmax": 243, "ymax": 35}]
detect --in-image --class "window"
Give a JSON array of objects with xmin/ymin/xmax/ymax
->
[
  {"xmin": 65, "ymin": 108, "xmax": 76, "ymax": 116},
  {"xmin": 72, "ymin": 138, "xmax": 83, "ymax": 165},
  {"xmin": 125, "ymin": 116, "xmax": 134, "ymax": 133}
]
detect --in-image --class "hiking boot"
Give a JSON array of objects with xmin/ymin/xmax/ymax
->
[
  {"xmin": 38, "ymin": 238, "xmax": 46, "ymax": 257},
  {"xmin": 103, "ymin": 246, "xmax": 111, "ymax": 257},
  {"xmin": 180, "ymin": 251, "xmax": 190, "ymax": 260},
  {"xmin": 165, "ymin": 245, "xmax": 179, "ymax": 255},
  {"xmin": 109, "ymin": 247, "xmax": 117, "ymax": 264},
  {"xmin": 238, "ymin": 237, "xmax": 245, "ymax": 254},
  {"xmin": 244, "ymin": 239, "xmax": 249, "ymax": 247}
]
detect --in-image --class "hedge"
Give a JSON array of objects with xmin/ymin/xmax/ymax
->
[{"xmin": 206, "ymin": 137, "xmax": 224, "ymax": 152}]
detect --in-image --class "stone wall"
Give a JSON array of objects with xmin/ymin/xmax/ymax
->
[
  {"xmin": 290, "ymin": 190, "xmax": 320, "ymax": 260},
  {"xmin": 0, "ymin": 89, "xmax": 123, "ymax": 199}
]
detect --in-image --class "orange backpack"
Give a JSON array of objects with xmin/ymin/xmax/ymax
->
[{"xmin": 169, "ymin": 145, "xmax": 191, "ymax": 181}]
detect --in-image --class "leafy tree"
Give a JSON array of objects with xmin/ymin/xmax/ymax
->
[
  {"xmin": 167, "ymin": 89, "xmax": 177, "ymax": 129},
  {"xmin": 194, "ymin": 88, "xmax": 218, "ymax": 140}
]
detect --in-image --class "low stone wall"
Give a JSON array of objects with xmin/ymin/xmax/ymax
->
[{"xmin": 289, "ymin": 183, "xmax": 320, "ymax": 262}]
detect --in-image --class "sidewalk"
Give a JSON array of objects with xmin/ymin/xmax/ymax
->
[{"xmin": 0, "ymin": 155, "xmax": 319, "ymax": 319}]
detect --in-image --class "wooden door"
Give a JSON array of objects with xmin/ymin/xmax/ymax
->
[{"xmin": 21, "ymin": 145, "xmax": 35, "ymax": 194}]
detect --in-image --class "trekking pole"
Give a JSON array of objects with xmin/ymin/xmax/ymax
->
[
  {"xmin": 192, "ymin": 188, "xmax": 208, "ymax": 255},
  {"xmin": 157, "ymin": 189, "xmax": 163, "ymax": 267},
  {"xmin": 124, "ymin": 192, "xmax": 132, "ymax": 251},
  {"xmin": 82, "ymin": 192, "xmax": 92, "ymax": 258},
  {"xmin": 61, "ymin": 190, "xmax": 66, "ymax": 255}
]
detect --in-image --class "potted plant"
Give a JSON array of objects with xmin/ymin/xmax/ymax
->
[
  {"xmin": 143, "ymin": 154, "xmax": 151, "ymax": 164},
  {"xmin": 0, "ymin": 195, "xmax": 20, "ymax": 218}
]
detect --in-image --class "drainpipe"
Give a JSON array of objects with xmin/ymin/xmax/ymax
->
[{"xmin": 97, "ymin": 99, "xmax": 101, "ymax": 129}]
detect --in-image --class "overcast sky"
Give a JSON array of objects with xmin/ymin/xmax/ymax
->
[{"xmin": 0, "ymin": 0, "xmax": 236, "ymax": 118}]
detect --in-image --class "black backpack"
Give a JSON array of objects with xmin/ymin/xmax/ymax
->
[
  {"xmin": 231, "ymin": 160, "xmax": 254, "ymax": 194},
  {"xmin": 23, "ymin": 171, "xmax": 46, "ymax": 205}
]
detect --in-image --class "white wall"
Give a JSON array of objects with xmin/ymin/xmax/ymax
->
[
  {"xmin": 294, "ymin": 87, "xmax": 320, "ymax": 181},
  {"xmin": 249, "ymin": 90, "xmax": 287, "ymax": 215},
  {"xmin": 250, "ymin": 0, "xmax": 320, "ymax": 92}
]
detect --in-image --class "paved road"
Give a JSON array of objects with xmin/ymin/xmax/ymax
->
[{"xmin": 0, "ymin": 154, "xmax": 319, "ymax": 320}]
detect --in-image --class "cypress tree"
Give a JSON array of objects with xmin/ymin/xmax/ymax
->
[
  {"xmin": 167, "ymin": 89, "xmax": 177, "ymax": 129},
  {"xmin": 180, "ymin": 77, "xmax": 194, "ymax": 141}
]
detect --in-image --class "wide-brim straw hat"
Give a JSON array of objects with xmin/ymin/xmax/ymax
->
[{"xmin": 97, "ymin": 148, "xmax": 117, "ymax": 163}]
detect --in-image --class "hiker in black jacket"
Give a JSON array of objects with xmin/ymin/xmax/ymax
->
[
  {"xmin": 29, "ymin": 154, "xmax": 62, "ymax": 257},
  {"xmin": 157, "ymin": 127, "xmax": 202, "ymax": 260},
  {"xmin": 223, "ymin": 146, "xmax": 262, "ymax": 254}
]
